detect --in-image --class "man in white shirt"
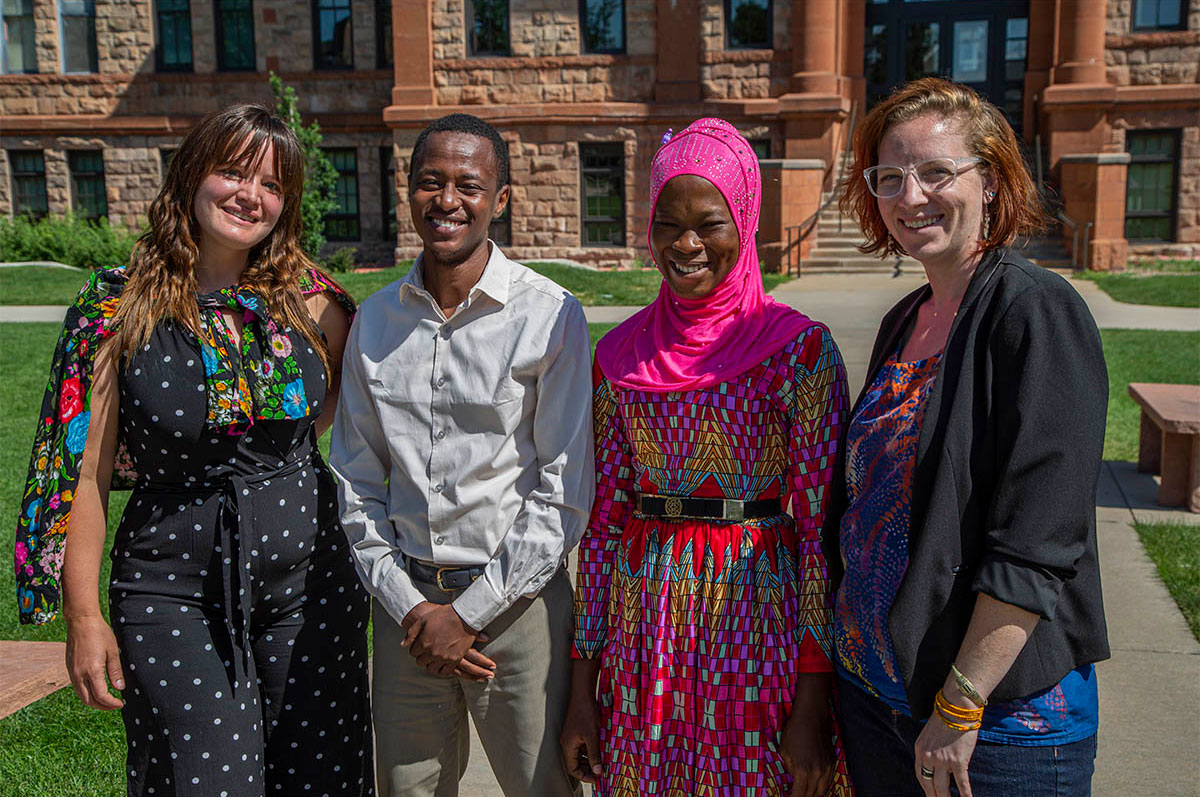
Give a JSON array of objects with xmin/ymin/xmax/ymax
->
[{"xmin": 330, "ymin": 114, "xmax": 592, "ymax": 796}]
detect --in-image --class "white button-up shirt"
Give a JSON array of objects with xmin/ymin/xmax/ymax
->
[{"xmin": 329, "ymin": 243, "xmax": 594, "ymax": 631}]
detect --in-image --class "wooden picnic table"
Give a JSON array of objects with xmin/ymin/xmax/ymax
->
[
  {"xmin": 1129, "ymin": 382, "xmax": 1200, "ymax": 512},
  {"xmin": 0, "ymin": 640, "xmax": 70, "ymax": 720}
]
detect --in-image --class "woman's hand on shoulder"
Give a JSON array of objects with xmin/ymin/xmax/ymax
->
[{"xmin": 65, "ymin": 613, "xmax": 125, "ymax": 710}]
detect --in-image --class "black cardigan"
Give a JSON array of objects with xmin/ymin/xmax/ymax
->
[{"xmin": 821, "ymin": 248, "xmax": 1111, "ymax": 716}]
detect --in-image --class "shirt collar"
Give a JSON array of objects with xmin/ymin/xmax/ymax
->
[{"xmin": 399, "ymin": 240, "xmax": 512, "ymax": 308}]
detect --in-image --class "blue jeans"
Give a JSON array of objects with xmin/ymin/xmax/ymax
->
[{"xmin": 835, "ymin": 674, "xmax": 1097, "ymax": 796}]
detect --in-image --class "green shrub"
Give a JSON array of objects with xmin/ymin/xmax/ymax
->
[
  {"xmin": 270, "ymin": 72, "xmax": 338, "ymax": 259},
  {"xmin": 0, "ymin": 214, "xmax": 138, "ymax": 270},
  {"xmin": 322, "ymin": 246, "xmax": 358, "ymax": 273}
]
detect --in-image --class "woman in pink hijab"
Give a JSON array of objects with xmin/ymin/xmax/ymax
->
[{"xmin": 562, "ymin": 118, "xmax": 853, "ymax": 795}]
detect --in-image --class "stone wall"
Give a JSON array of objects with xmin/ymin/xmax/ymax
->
[
  {"xmin": 697, "ymin": 0, "xmax": 790, "ymax": 100},
  {"xmin": 1105, "ymin": 0, "xmax": 1200, "ymax": 85},
  {"xmin": 96, "ymin": 0, "xmax": 155, "ymax": 74},
  {"xmin": 33, "ymin": 0, "xmax": 60, "ymax": 74}
]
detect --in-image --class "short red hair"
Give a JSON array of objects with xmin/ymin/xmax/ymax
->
[{"xmin": 840, "ymin": 77, "xmax": 1046, "ymax": 258}]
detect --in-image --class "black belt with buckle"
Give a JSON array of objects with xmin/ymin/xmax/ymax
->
[
  {"xmin": 409, "ymin": 559, "xmax": 485, "ymax": 592},
  {"xmin": 635, "ymin": 494, "xmax": 782, "ymax": 522}
]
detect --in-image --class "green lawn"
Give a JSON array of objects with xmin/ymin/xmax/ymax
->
[
  {"xmin": 3, "ymin": 262, "xmax": 793, "ymax": 308},
  {"xmin": 1134, "ymin": 521, "xmax": 1200, "ymax": 640},
  {"xmin": 1079, "ymin": 271, "xmax": 1200, "ymax": 308},
  {"xmin": 1099, "ymin": 329, "xmax": 1200, "ymax": 462}
]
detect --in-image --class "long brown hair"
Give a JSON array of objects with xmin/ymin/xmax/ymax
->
[
  {"xmin": 840, "ymin": 77, "xmax": 1046, "ymax": 258},
  {"xmin": 108, "ymin": 103, "xmax": 330, "ymax": 373}
]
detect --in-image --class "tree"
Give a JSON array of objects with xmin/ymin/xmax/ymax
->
[{"xmin": 269, "ymin": 71, "xmax": 338, "ymax": 258}]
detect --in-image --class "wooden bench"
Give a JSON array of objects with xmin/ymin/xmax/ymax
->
[
  {"xmin": 1129, "ymin": 382, "xmax": 1200, "ymax": 513},
  {"xmin": 0, "ymin": 640, "xmax": 70, "ymax": 720}
]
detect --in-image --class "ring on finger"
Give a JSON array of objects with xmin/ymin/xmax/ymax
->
[{"xmin": 920, "ymin": 766, "xmax": 935, "ymax": 780}]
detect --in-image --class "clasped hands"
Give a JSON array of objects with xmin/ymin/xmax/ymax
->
[{"xmin": 401, "ymin": 601, "xmax": 496, "ymax": 681}]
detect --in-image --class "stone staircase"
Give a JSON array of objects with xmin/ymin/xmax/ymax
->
[{"xmin": 801, "ymin": 198, "xmax": 924, "ymax": 274}]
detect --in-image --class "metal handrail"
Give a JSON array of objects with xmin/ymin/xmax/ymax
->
[{"xmin": 781, "ymin": 100, "xmax": 858, "ymax": 277}]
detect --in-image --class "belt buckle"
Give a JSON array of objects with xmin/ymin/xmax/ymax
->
[
  {"xmin": 435, "ymin": 567, "xmax": 457, "ymax": 592},
  {"xmin": 723, "ymin": 499, "xmax": 744, "ymax": 522},
  {"xmin": 664, "ymin": 496, "xmax": 683, "ymax": 516}
]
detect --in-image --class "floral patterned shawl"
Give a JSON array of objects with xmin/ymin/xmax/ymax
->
[{"xmin": 14, "ymin": 266, "xmax": 354, "ymax": 625}]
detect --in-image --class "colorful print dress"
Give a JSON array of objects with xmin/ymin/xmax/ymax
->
[{"xmin": 574, "ymin": 326, "xmax": 854, "ymax": 796}]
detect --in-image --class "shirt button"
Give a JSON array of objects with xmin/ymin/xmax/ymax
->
[
  {"xmin": 434, "ymin": 535, "xmax": 445, "ymax": 545},
  {"xmin": 436, "ymin": 429, "xmax": 446, "ymax": 440},
  {"xmin": 441, "ymin": 324, "xmax": 452, "ymax": 338},
  {"xmin": 434, "ymin": 483, "xmax": 444, "ymax": 493}
]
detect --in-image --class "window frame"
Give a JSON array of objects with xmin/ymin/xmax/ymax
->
[
  {"xmin": 1, "ymin": 0, "xmax": 37, "ymax": 75},
  {"xmin": 215, "ymin": 0, "xmax": 255, "ymax": 72},
  {"xmin": 579, "ymin": 0, "xmax": 626, "ymax": 55},
  {"xmin": 59, "ymin": 0, "xmax": 99, "ymax": 74},
  {"xmin": 724, "ymin": 0, "xmax": 772, "ymax": 51},
  {"xmin": 312, "ymin": 0, "xmax": 354, "ymax": 70},
  {"xmin": 579, "ymin": 142, "xmax": 626, "ymax": 248},
  {"xmin": 67, "ymin": 149, "xmax": 107, "ymax": 221},
  {"xmin": 466, "ymin": 0, "xmax": 510, "ymax": 57},
  {"xmin": 155, "ymin": 0, "xmax": 194, "ymax": 72},
  {"xmin": 375, "ymin": 0, "xmax": 393, "ymax": 68},
  {"xmin": 1131, "ymin": 0, "xmax": 1186, "ymax": 32},
  {"xmin": 9, "ymin": 149, "xmax": 48, "ymax": 219},
  {"xmin": 1124, "ymin": 129, "xmax": 1180, "ymax": 243},
  {"xmin": 323, "ymin": 147, "xmax": 360, "ymax": 242}
]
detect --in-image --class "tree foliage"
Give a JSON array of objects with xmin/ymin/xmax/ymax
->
[{"xmin": 269, "ymin": 72, "xmax": 338, "ymax": 258}]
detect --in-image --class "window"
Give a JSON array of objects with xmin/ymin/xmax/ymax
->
[
  {"xmin": 156, "ymin": 0, "xmax": 193, "ymax": 71},
  {"xmin": 9, "ymin": 150, "xmax": 47, "ymax": 218},
  {"xmin": 376, "ymin": 0, "xmax": 392, "ymax": 68},
  {"xmin": 379, "ymin": 146, "xmax": 396, "ymax": 240},
  {"xmin": 160, "ymin": 148, "xmax": 176, "ymax": 175},
  {"xmin": 489, "ymin": 202, "xmax": 511, "ymax": 247},
  {"xmin": 467, "ymin": 0, "xmax": 508, "ymax": 56},
  {"xmin": 60, "ymin": 0, "xmax": 98, "ymax": 73},
  {"xmin": 313, "ymin": 0, "xmax": 352, "ymax": 69},
  {"xmin": 580, "ymin": 143, "xmax": 624, "ymax": 247},
  {"xmin": 1125, "ymin": 131, "xmax": 1179, "ymax": 242},
  {"xmin": 216, "ymin": 0, "xmax": 255, "ymax": 71},
  {"xmin": 580, "ymin": 0, "xmax": 624, "ymax": 54},
  {"xmin": 68, "ymin": 150, "xmax": 107, "ymax": 220},
  {"xmin": 750, "ymin": 139, "xmax": 770, "ymax": 160},
  {"xmin": 2, "ymin": 0, "xmax": 36, "ymax": 74},
  {"xmin": 1132, "ymin": 0, "xmax": 1184, "ymax": 31},
  {"xmin": 725, "ymin": 0, "xmax": 770, "ymax": 50},
  {"xmin": 324, "ymin": 148, "xmax": 359, "ymax": 241}
]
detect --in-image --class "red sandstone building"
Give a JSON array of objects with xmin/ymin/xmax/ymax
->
[{"xmin": 1, "ymin": 1, "xmax": 1197, "ymax": 268}]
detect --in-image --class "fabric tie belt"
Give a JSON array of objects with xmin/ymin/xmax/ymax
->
[
  {"xmin": 635, "ymin": 493, "xmax": 782, "ymax": 522},
  {"xmin": 135, "ymin": 451, "xmax": 313, "ymax": 685},
  {"xmin": 408, "ymin": 559, "xmax": 485, "ymax": 592}
]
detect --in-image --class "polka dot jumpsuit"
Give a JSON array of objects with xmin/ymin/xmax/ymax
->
[{"xmin": 108, "ymin": 319, "xmax": 374, "ymax": 796}]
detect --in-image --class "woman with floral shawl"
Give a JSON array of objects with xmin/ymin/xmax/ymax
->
[
  {"xmin": 15, "ymin": 104, "xmax": 373, "ymax": 796},
  {"xmin": 561, "ymin": 118, "xmax": 854, "ymax": 796}
]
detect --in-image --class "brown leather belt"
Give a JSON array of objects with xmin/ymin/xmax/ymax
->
[
  {"xmin": 635, "ymin": 494, "xmax": 782, "ymax": 522},
  {"xmin": 408, "ymin": 559, "xmax": 485, "ymax": 592}
]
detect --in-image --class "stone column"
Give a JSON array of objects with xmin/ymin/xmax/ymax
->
[
  {"xmin": 1055, "ymin": 0, "xmax": 1108, "ymax": 86},
  {"xmin": 1058, "ymin": 153, "xmax": 1130, "ymax": 270},
  {"xmin": 653, "ymin": 0, "xmax": 700, "ymax": 103},
  {"xmin": 391, "ymin": 0, "xmax": 433, "ymax": 106},
  {"xmin": 790, "ymin": 0, "xmax": 838, "ymax": 95},
  {"xmin": 1042, "ymin": 0, "xmax": 1116, "ymax": 164},
  {"xmin": 840, "ymin": 0, "xmax": 865, "ymax": 109},
  {"xmin": 758, "ymin": 159, "xmax": 826, "ymax": 274}
]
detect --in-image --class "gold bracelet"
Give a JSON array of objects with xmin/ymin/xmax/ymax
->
[
  {"xmin": 933, "ymin": 690, "xmax": 984, "ymax": 732},
  {"xmin": 934, "ymin": 709, "xmax": 982, "ymax": 732},
  {"xmin": 950, "ymin": 663, "xmax": 987, "ymax": 708}
]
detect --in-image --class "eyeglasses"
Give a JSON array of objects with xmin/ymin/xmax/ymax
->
[{"xmin": 863, "ymin": 157, "xmax": 982, "ymax": 199}]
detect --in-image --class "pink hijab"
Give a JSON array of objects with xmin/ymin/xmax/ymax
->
[{"xmin": 595, "ymin": 118, "xmax": 817, "ymax": 392}]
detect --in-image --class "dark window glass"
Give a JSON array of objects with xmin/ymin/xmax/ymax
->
[
  {"xmin": 1004, "ymin": 17, "xmax": 1027, "ymax": 81},
  {"xmin": 865, "ymin": 23, "xmax": 887, "ymax": 87},
  {"xmin": 726, "ymin": 0, "xmax": 769, "ymax": 49},
  {"xmin": 379, "ymin": 146, "xmax": 396, "ymax": 240},
  {"xmin": 489, "ymin": 202, "xmax": 511, "ymax": 247},
  {"xmin": 1133, "ymin": 0, "xmax": 1183, "ymax": 30},
  {"xmin": 2, "ymin": 0, "xmax": 36, "ymax": 74},
  {"xmin": 160, "ymin": 148, "xmax": 176, "ymax": 176},
  {"xmin": 581, "ymin": 0, "xmax": 624, "ymax": 53},
  {"xmin": 314, "ymin": 0, "xmax": 352, "ymax": 69},
  {"xmin": 580, "ymin": 143, "xmax": 625, "ymax": 247},
  {"xmin": 1125, "ymin": 131, "xmax": 1178, "ymax": 242},
  {"xmin": 156, "ymin": 0, "xmax": 193, "ymax": 71},
  {"xmin": 376, "ymin": 0, "xmax": 392, "ymax": 67},
  {"xmin": 9, "ymin": 150, "xmax": 47, "ymax": 218},
  {"xmin": 467, "ymin": 0, "xmax": 509, "ymax": 56},
  {"xmin": 216, "ymin": 0, "xmax": 255, "ymax": 71},
  {"xmin": 750, "ymin": 139, "xmax": 770, "ymax": 159},
  {"xmin": 905, "ymin": 20, "xmax": 940, "ymax": 81},
  {"xmin": 324, "ymin": 148, "xmax": 359, "ymax": 241},
  {"xmin": 60, "ymin": 0, "xmax": 98, "ymax": 73},
  {"xmin": 68, "ymin": 150, "xmax": 107, "ymax": 220}
]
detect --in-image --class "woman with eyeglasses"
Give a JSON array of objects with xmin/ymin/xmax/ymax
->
[{"xmin": 824, "ymin": 78, "xmax": 1110, "ymax": 796}]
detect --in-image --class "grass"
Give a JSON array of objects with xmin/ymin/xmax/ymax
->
[
  {"xmin": 1134, "ymin": 521, "xmax": 1200, "ymax": 640},
  {"xmin": 0, "ymin": 266, "xmax": 89, "ymax": 306},
  {"xmin": 1, "ymin": 262, "xmax": 795, "ymax": 308},
  {"xmin": 1099, "ymin": 329, "xmax": 1200, "ymax": 462},
  {"xmin": 1077, "ymin": 259, "xmax": 1200, "ymax": 308}
]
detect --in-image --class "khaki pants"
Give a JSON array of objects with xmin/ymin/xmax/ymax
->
[{"xmin": 372, "ymin": 568, "xmax": 580, "ymax": 797}]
